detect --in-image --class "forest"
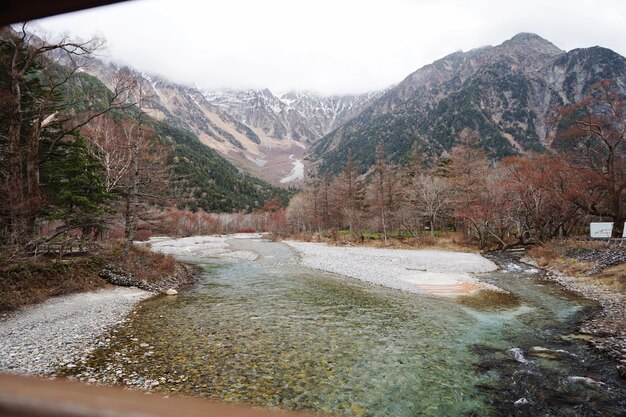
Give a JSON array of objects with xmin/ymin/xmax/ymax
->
[
  {"xmin": 1, "ymin": 25, "xmax": 625, "ymax": 262},
  {"xmin": 287, "ymin": 81, "xmax": 626, "ymax": 249},
  {"xmin": 0, "ymin": 25, "xmax": 289, "ymax": 263}
]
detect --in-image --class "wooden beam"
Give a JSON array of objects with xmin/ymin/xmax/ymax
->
[
  {"xmin": 0, "ymin": 373, "xmax": 315, "ymax": 417},
  {"xmin": 0, "ymin": 1, "xmax": 130, "ymax": 26}
]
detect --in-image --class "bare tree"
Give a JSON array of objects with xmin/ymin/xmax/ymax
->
[
  {"xmin": 83, "ymin": 115, "xmax": 132, "ymax": 194},
  {"xmin": 556, "ymin": 80, "xmax": 626, "ymax": 236},
  {"xmin": 0, "ymin": 24, "xmax": 137, "ymax": 247},
  {"xmin": 332, "ymin": 150, "xmax": 366, "ymax": 237},
  {"xmin": 119, "ymin": 117, "xmax": 171, "ymax": 256},
  {"xmin": 414, "ymin": 174, "xmax": 453, "ymax": 236}
]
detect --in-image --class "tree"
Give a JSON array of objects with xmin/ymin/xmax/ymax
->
[
  {"xmin": 500, "ymin": 154, "xmax": 591, "ymax": 243},
  {"xmin": 372, "ymin": 143, "xmax": 390, "ymax": 243},
  {"xmin": 0, "ymin": 24, "xmax": 136, "ymax": 248},
  {"xmin": 82, "ymin": 115, "xmax": 132, "ymax": 194},
  {"xmin": 119, "ymin": 117, "xmax": 171, "ymax": 256},
  {"xmin": 445, "ymin": 129, "xmax": 492, "ymax": 237},
  {"xmin": 42, "ymin": 136, "xmax": 111, "ymax": 239},
  {"xmin": 286, "ymin": 193, "xmax": 310, "ymax": 233},
  {"xmin": 556, "ymin": 80, "xmax": 626, "ymax": 236},
  {"xmin": 332, "ymin": 150, "xmax": 366, "ymax": 237},
  {"xmin": 414, "ymin": 174, "xmax": 453, "ymax": 236}
]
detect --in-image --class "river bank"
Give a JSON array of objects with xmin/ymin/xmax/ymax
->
[
  {"xmin": 55, "ymin": 235, "xmax": 626, "ymax": 416},
  {"xmin": 0, "ymin": 240, "xmax": 201, "ymax": 376},
  {"xmin": 0, "ymin": 287, "xmax": 152, "ymax": 375},
  {"xmin": 522, "ymin": 252, "xmax": 626, "ymax": 378},
  {"xmin": 2, "ymin": 233, "xmax": 624, "ymax": 399}
]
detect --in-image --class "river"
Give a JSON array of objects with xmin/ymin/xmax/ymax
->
[{"xmin": 69, "ymin": 238, "xmax": 626, "ymax": 416}]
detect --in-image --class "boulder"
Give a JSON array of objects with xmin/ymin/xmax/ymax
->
[
  {"xmin": 528, "ymin": 346, "xmax": 575, "ymax": 359},
  {"xmin": 164, "ymin": 288, "xmax": 178, "ymax": 295},
  {"xmin": 567, "ymin": 376, "xmax": 605, "ymax": 387},
  {"xmin": 514, "ymin": 398, "xmax": 530, "ymax": 407}
]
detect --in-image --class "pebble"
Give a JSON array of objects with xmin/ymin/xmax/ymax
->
[
  {"xmin": 0, "ymin": 288, "xmax": 151, "ymax": 375},
  {"xmin": 565, "ymin": 247, "xmax": 626, "ymax": 275}
]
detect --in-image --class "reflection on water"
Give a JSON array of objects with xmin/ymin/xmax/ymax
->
[{"xmin": 73, "ymin": 239, "xmax": 626, "ymax": 416}]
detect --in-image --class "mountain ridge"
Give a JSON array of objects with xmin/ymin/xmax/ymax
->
[
  {"xmin": 84, "ymin": 58, "xmax": 381, "ymax": 185},
  {"xmin": 311, "ymin": 33, "xmax": 626, "ymax": 176}
]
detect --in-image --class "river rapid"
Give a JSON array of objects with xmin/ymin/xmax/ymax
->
[{"xmin": 65, "ymin": 238, "xmax": 626, "ymax": 416}]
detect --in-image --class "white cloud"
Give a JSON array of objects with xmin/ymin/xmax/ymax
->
[{"xmin": 35, "ymin": 0, "xmax": 626, "ymax": 95}]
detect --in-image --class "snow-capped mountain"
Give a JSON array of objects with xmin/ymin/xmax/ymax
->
[
  {"xmin": 84, "ymin": 59, "xmax": 380, "ymax": 185},
  {"xmin": 312, "ymin": 33, "xmax": 626, "ymax": 176},
  {"xmin": 85, "ymin": 60, "xmax": 380, "ymax": 185},
  {"xmin": 203, "ymin": 89, "xmax": 382, "ymax": 144}
]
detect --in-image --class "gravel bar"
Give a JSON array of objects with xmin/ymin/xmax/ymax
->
[
  {"xmin": 144, "ymin": 234, "xmax": 260, "ymax": 260},
  {"xmin": 285, "ymin": 241, "xmax": 500, "ymax": 297},
  {"xmin": 0, "ymin": 287, "xmax": 151, "ymax": 376}
]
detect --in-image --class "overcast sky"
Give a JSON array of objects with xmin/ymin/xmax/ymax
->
[{"xmin": 35, "ymin": 0, "xmax": 626, "ymax": 95}]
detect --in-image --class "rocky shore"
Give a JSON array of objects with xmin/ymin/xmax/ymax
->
[
  {"xmin": 522, "ymin": 255, "xmax": 626, "ymax": 378},
  {"xmin": 0, "ymin": 287, "xmax": 152, "ymax": 375},
  {"xmin": 0, "ymin": 245, "xmax": 201, "ymax": 376},
  {"xmin": 99, "ymin": 262, "xmax": 199, "ymax": 294}
]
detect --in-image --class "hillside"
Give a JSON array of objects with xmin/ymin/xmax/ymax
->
[
  {"xmin": 312, "ymin": 33, "xmax": 626, "ymax": 175},
  {"xmin": 65, "ymin": 71, "xmax": 290, "ymax": 213},
  {"xmin": 86, "ymin": 61, "xmax": 379, "ymax": 184}
]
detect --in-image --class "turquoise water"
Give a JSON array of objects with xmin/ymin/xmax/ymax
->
[{"xmin": 77, "ymin": 239, "xmax": 626, "ymax": 416}]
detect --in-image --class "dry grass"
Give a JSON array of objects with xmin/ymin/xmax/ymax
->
[
  {"xmin": 527, "ymin": 240, "xmax": 626, "ymax": 295},
  {"xmin": 0, "ymin": 256, "xmax": 107, "ymax": 312},
  {"xmin": 527, "ymin": 241, "xmax": 596, "ymax": 276},
  {"xmin": 288, "ymin": 231, "xmax": 476, "ymax": 253},
  {"xmin": 0, "ymin": 240, "xmax": 178, "ymax": 313},
  {"xmin": 526, "ymin": 243, "xmax": 563, "ymax": 267},
  {"xmin": 122, "ymin": 244, "xmax": 176, "ymax": 284},
  {"xmin": 591, "ymin": 263, "xmax": 626, "ymax": 293}
]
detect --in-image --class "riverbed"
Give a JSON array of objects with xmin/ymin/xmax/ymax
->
[{"xmin": 63, "ymin": 237, "xmax": 626, "ymax": 416}]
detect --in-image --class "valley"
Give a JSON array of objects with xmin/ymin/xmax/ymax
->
[
  {"xmin": 83, "ymin": 32, "xmax": 626, "ymax": 183},
  {"xmin": 1, "ymin": 11, "xmax": 626, "ymax": 417}
]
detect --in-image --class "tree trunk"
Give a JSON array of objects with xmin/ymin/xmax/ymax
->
[
  {"xmin": 611, "ymin": 186, "xmax": 624, "ymax": 237},
  {"xmin": 7, "ymin": 72, "xmax": 25, "ymax": 244},
  {"xmin": 24, "ymin": 117, "xmax": 43, "ymax": 239},
  {"xmin": 123, "ymin": 137, "xmax": 139, "ymax": 256}
]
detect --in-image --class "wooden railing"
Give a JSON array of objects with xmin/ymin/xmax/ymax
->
[
  {"xmin": 34, "ymin": 240, "xmax": 100, "ymax": 258},
  {"xmin": 0, "ymin": 373, "xmax": 314, "ymax": 417}
]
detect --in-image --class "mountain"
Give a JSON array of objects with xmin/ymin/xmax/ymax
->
[
  {"xmin": 68, "ymin": 69, "xmax": 290, "ymax": 212},
  {"xmin": 312, "ymin": 33, "xmax": 626, "ymax": 175},
  {"xmin": 204, "ymin": 89, "xmax": 381, "ymax": 144},
  {"xmin": 85, "ymin": 61, "xmax": 379, "ymax": 185},
  {"xmin": 0, "ymin": 25, "xmax": 289, "ymax": 215}
]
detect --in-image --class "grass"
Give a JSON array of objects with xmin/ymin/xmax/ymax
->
[
  {"xmin": 120, "ymin": 243, "xmax": 176, "ymax": 284},
  {"xmin": 0, "ymin": 240, "xmax": 177, "ymax": 313},
  {"xmin": 590, "ymin": 263, "xmax": 626, "ymax": 293},
  {"xmin": 1, "ymin": 256, "xmax": 107, "ymax": 312},
  {"xmin": 527, "ymin": 240, "xmax": 626, "ymax": 294},
  {"xmin": 290, "ymin": 230, "xmax": 476, "ymax": 253}
]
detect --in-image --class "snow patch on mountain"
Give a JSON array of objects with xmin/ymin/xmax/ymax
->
[
  {"xmin": 202, "ymin": 88, "xmax": 381, "ymax": 144},
  {"xmin": 280, "ymin": 155, "xmax": 304, "ymax": 183}
]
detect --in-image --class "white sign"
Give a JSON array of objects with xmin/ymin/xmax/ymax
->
[
  {"xmin": 623, "ymin": 222, "xmax": 626, "ymax": 238},
  {"xmin": 590, "ymin": 222, "xmax": 613, "ymax": 238}
]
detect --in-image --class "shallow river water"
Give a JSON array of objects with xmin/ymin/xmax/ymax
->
[{"xmin": 73, "ymin": 239, "xmax": 626, "ymax": 416}]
